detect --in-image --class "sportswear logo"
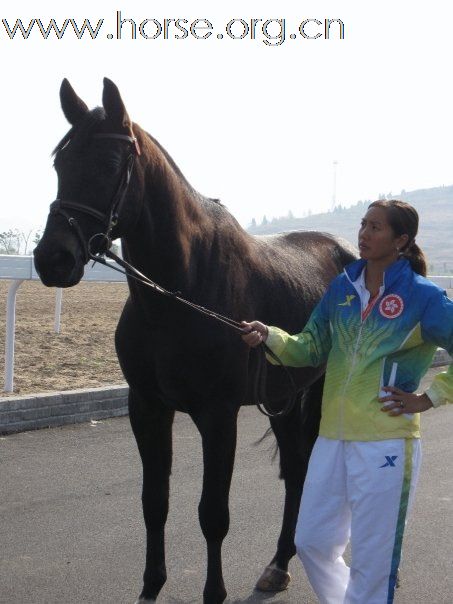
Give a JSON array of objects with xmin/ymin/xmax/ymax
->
[
  {"xmin": 379, "ymin": 294, "xmax": 404, "ymax": 319},
  {"xmin": 338, "ymin": 295, "xmax": 356, "ymax": 306},
  {"xmin": 380, "ymin": 456, "xmax": 398, "ymax": 468}
]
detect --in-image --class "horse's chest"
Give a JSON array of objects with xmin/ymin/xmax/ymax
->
[
  {"xmin": 116, "ymin": 304, "xmax": 245, "ymax": 406},
  {"xmin": 121, "ymin": 335, "xmax": 241, "ymax": 409}
]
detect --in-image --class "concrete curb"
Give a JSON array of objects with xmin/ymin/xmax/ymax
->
[{"xmin": 0, "ymin": 384, "xmax": 128, "ymax": 435}]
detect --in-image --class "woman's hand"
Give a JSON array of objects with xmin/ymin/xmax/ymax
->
[
  {"xmin": 240, "ymin": 320, "xmax": 269, "ymax": 347},
  {"xmin": 379, "ymin": 386, "xmax": 433, "ymax": 416}
]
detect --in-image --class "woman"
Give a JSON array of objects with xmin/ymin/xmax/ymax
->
[{"xmin": 242, "ymin": 200, "xmax": 453, "ymax": 604}]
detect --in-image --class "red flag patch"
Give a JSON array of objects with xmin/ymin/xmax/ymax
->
[{"xmin": 379, "ymin": 294, "xmax": 404, "ymax": 319}]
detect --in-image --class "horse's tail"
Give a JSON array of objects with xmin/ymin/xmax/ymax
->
[
  {"xmin": 300, "ymin": 374, "xmax": 324, "ymax": 448},
  {"xmin": 254, "ymin": 374, "xmax": 324, "ymax": 470}
]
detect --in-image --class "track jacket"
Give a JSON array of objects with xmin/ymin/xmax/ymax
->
[{"xmin": 266, "ymin": 258, "xmax": 453, "ymax": 441}]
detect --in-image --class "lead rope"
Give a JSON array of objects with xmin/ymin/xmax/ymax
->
[{"xmin": 89, "ymin": 241, "xmax": 298, "ymax": 418}]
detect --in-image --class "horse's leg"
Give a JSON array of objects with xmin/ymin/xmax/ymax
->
[
  {"xmin": 256, "ymin": 377, "xmax": 323, "ymax": 592},
  {"xmin": 129, "ymin": 388, "xmax": 175, "ymax": 603},
  {"xmin": 191, "ymin": 405, "xmax": 239, "ymax": 604}
]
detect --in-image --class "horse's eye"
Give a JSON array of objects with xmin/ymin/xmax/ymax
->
[{"xmin": 99, "ymin": 159, "xmax": 120, "ymax": 176}]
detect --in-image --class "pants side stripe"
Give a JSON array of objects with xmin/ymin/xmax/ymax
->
[{"xmin": 386, "ymin": 439, "xmax": 413, "ymax": 603}]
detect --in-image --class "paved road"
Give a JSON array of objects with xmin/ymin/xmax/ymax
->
[{"xmin": 1, "ymin": 370, "xmax": 452, "ymax": 604}]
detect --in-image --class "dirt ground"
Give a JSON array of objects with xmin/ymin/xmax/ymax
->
[{"xmin": 0, "ymin": 280, "xmax": 129, "ymax": 395}]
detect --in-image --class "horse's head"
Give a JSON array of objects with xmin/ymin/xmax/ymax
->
[{"xmin": 34, "ymin": 78, "xmax": 142, "ymax": 287}]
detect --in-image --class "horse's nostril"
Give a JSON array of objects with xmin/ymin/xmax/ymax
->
[{"xmin": 48, "ymin": 250, "xmax": 76, "ymax": 272}]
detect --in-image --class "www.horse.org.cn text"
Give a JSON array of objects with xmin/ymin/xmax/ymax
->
[{"xmin": 1, "ymin": 13, "xmax": 345, "ymax": 46}]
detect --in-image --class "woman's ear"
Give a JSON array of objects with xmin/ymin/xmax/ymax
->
[{"xmin": 396, "ymin": 233, "xmax": 409, "ymax": 251}]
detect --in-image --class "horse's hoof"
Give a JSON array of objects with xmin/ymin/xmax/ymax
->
[{"xmin": 255, "ymin": 565, "xmax": 291, "ymax": 592}]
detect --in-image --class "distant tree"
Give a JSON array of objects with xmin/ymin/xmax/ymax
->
[
  {"xmin": 0, "ymin": 230, "xmax": 20, "ymax": 254},
  {"xmin": 250, "ymin": 218, "xmax": 257, "ymax": 229},
  {"xmin": 20, "ymin": 229, "xmax": 34, "ymax": 255},
  {"xmin": 287, "ymin": 210, "xmax": 294, "ymax": 220},
  {"xmin": 0, "ymin": 229, "xmax": 43, "ymax": 255},
  {"xmin": 33, "ymin": 231, "xmax": 42, "ymax": 248},
  {"xmin": 262, "ymin": 215, "xmax": 268, "ymax": 225}
]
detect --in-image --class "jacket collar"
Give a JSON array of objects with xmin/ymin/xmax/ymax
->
[{"xmin": 344, "ymin": 258, "xmax": 411, "ymax": 290}]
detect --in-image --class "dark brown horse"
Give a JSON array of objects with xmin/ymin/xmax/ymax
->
[{"xmin": 34, "ymin": 78, "xmax": 356, "ymax": 603}]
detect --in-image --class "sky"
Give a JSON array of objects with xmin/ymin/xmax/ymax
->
[{"xmin": 1, "ymin": 0, "xmax": 453, "ymax": 236}]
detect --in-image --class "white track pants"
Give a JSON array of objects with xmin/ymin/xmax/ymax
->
[{"xmin": 295, "ymin": 436, "xmax": 421, "ymax": 604}]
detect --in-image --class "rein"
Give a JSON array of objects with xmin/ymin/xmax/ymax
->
[{"xmin": 51, "ymin": 131, "xmax": 298, "ymax": 419}]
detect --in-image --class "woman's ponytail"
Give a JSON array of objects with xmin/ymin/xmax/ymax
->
[{"xmin": 400, "ymin": 240, "xmax": 427, "ymax": 277}]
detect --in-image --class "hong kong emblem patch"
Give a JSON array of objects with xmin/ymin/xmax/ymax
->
[{"xmin": 379, "ymin": 294, "xmax": 404, "ymax": 319}]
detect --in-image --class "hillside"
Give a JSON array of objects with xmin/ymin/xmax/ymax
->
[{"xmin": 247, "ymin": 185, "xmax": 453, "ymax": 274}]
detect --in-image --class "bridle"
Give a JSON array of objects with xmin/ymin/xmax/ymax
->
[
  {"xmin": 49, "ymin": 132, "xmax": 141, "ymax": 263},
  {"xmin": 47, "ymin": 131, "xmax": 299, "ymax": 418}
]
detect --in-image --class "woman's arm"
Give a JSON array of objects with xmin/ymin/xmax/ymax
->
[
  {"xmin": 241, "ymin": 290, "xmax": 333, "ymax": 368},
  {"xmin": 423, "ymin": 291, "xmax": 453, "ymax": 407},
  {"xmin": 380, "ymin": 290, "xmax": 453, "ymax": 415}
]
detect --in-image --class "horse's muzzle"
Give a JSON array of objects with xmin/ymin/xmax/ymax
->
[{"xmin": 33, "ymin": 246, "xmax": 84, "ymax": 288}]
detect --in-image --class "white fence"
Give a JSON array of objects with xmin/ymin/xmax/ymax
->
[
  {"xmin": 1, "ymin": 255, "xmax": 453, "ymax": 393},
  {"xmin": 1, "ymin": 255, "xmax": 126, "ymax": 392}
]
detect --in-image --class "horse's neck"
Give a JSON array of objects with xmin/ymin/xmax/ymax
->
[
  {"xmin": 122, "ymin": 154, "xmax": 211, "ymax": 294},
  {"xmin": 122, "ymin": 135, "xmax": 254, "ymax": 303}
]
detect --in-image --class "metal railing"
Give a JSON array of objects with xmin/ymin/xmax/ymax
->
[{"xmin": 1, "ymin": 255, "xmax": 126, "ymax": 392}]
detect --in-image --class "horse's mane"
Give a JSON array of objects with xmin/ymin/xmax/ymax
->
[{"xmin": 139, "ymin": 127, "xmax": 223, "ymax": 208}]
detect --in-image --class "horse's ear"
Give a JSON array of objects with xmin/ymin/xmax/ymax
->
[
  {"xmin": 102, "ymin": 78, "xmax": 131, "ymax": 128},
  {"xmin": 60, "ymin": 79, "xmax": 88, "ymax": 125}
]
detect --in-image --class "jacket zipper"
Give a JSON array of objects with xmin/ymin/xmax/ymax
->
[
  {"xmin": 338, "ymin": 268, "xmax": 385, "ymax": 438},
  {"xmin": 339, "ymin": 321, "xmax": 364, "ymax": 438}
]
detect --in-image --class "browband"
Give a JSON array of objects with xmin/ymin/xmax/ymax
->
[{"xmin": 93, "ymin": 133, "xmax": 141, "ymax": 155}]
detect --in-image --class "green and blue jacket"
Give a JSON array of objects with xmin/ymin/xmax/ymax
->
[{"xmin": 266, "ymin": 258, "xmax": 453, "ymax": 441}]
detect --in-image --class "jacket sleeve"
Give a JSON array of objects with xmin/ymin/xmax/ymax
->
[
  {"xmin": 422, "ymin": 290, "xmax": 453, "ymax": 407},
  {"xmin": 265, "ymin": 288, "xmax": 332, "ymax": 368}
]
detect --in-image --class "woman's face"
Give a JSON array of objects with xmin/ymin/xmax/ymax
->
[{"xmin": 358, "ymin": 206, "xmax": 408, "ymax": 264}]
